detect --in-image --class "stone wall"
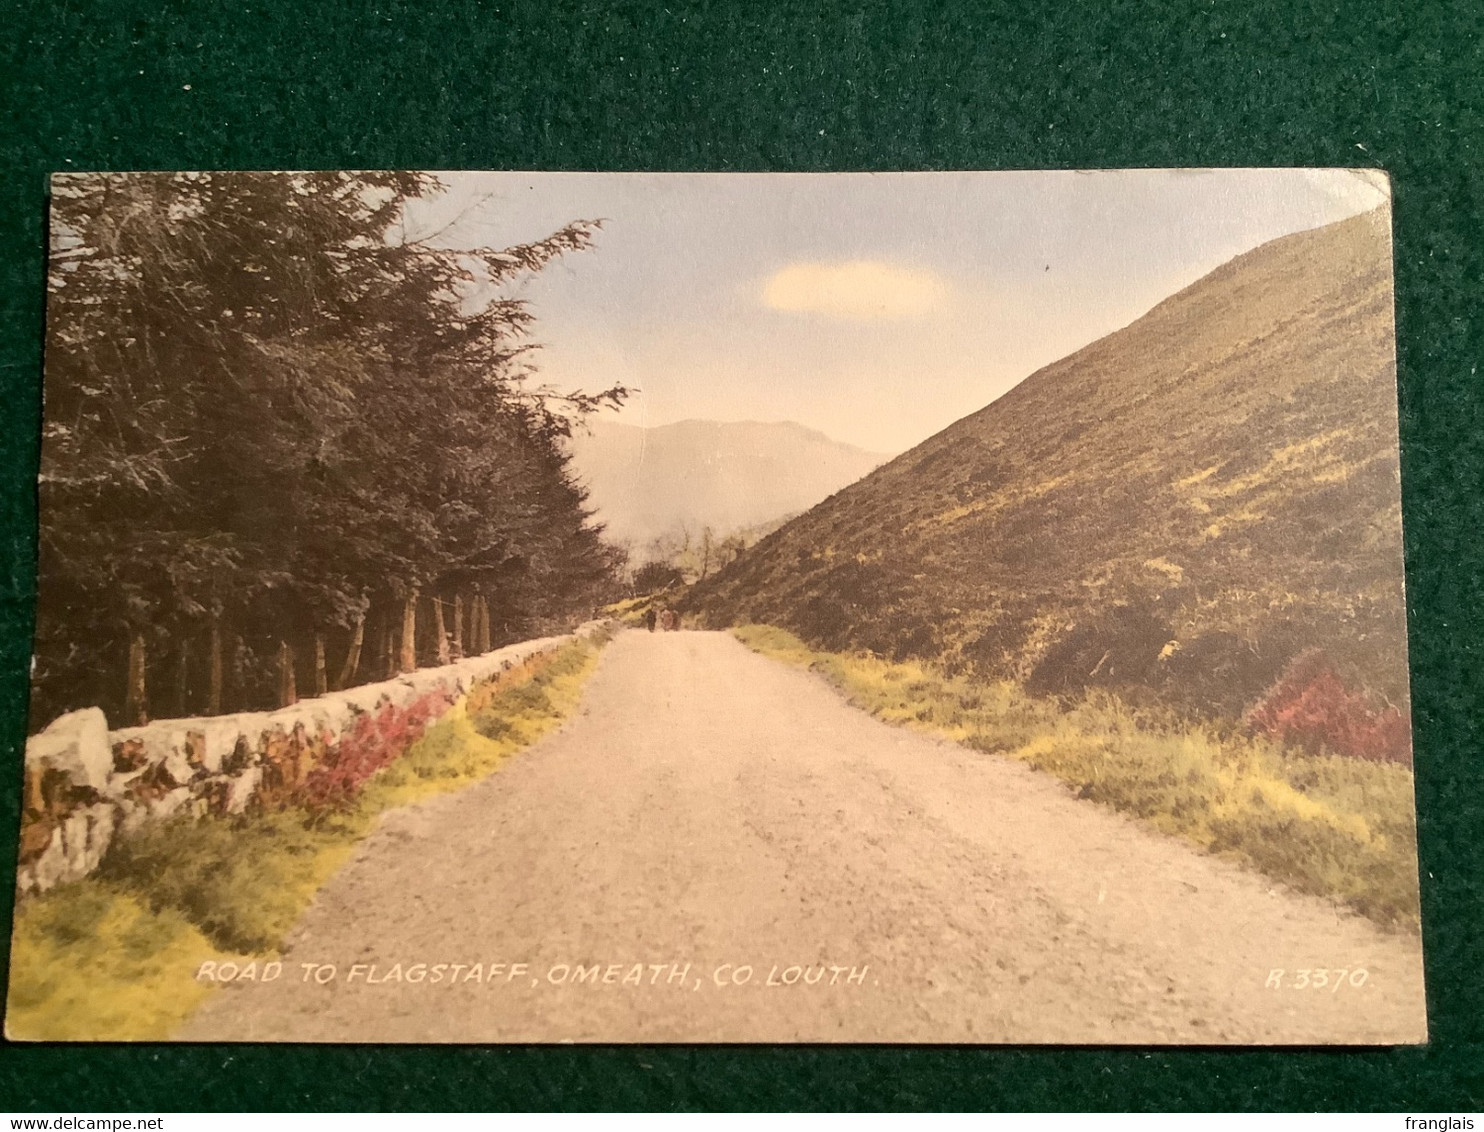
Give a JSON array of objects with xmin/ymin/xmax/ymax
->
[{"xmin": 17, "ymin": 622, "xmax": 608, "ymax": 896}]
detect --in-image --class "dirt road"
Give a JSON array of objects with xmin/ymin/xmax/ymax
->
[{"xmin": 183, "ymin": 629, "xmax": 1427, "ymax": 1043}]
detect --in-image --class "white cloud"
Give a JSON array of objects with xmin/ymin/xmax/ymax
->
[{"xmin": 761, "ymin": 260, "xmax": 950, "ymax": 320}]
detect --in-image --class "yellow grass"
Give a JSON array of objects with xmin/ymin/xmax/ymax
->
[
  {"xmin": 6, "ymin": 887, "xmax": 239, "ymax": 1041},
  {"xmin": 921, "ymin": 473, "xmax": 1073, "ymax": 530}
]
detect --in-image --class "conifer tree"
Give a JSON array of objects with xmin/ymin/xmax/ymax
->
[{"xmin": 34, "ymin": 171, "xmax": 624, "ymax": 726}]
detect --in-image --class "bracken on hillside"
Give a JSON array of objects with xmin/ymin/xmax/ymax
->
[{"xmin": 687, "ymin": 210, "xmax": 1408, "ymax": 728}]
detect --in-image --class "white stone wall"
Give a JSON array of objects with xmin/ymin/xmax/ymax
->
[{"xmin": 17, "ymin": 621, "xmax": 608, "ymax": 896}]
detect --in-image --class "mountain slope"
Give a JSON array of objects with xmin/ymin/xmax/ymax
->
[
  {"xmin": 567, "ymin": 419, "xmax": 887, "ymax": 551},
  {"xmin": 687, "ymin": 210, "xmax": 1409, "ymax": 719}
]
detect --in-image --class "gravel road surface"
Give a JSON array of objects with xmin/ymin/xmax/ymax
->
[{"xmin": 183, "ymin": 629, "xmax": 1427, "ymax": 1043}]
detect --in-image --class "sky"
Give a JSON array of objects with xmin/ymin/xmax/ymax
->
[{"xmin": 404, "ymin": 169, "xmax": 1389, "ymax": 455}]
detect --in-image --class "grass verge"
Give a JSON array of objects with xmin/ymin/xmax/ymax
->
[
  {"xmin": 5, "ymin": 628, "xmax": 610, "ymax": 1041},
  {"xmin": 732, "ymin": 623, "xmax": 1420, "ymax": 929}
]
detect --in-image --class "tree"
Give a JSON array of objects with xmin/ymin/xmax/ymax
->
[
  {"xmin": 632, "ymin": 562, "xmax": 686, "ymax": 594},
  {"xmin": 699, "ymin": 527, "xmax": 715, "ymax": 581},
  {"xmin": 33, "ymin": 172, "xmax": 627, "ymax": 726}
]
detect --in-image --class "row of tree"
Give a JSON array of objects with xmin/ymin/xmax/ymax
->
[
  {"xmin": 628, "ymin": 518, "xmax": 786, "ymax": 591},
  {"xmin": 33, "ymin": 171, "xmax": 626, "ymax": 728}
]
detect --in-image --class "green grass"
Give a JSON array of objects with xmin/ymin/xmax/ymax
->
[
  {"xmin": 5, "ymin": 630, "xmax": 610, "ymax": 1041},
  {"xmin": 605, "ymin": 594, "xmax": 655, "ymax": 626},
  {"xmin": 604, "ymin": 590, "xmax": 681, "ymax": 627},
  {"xmin": 733, "ymin": 623, "xmax": 1420, "ymax": 930},
  {"xmin": 5, "ymin": 884, "xmax": 237, "ymax": 1041}
]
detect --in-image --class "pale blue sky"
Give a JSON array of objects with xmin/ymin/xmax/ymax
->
[{"xmin": 405, "ymin": 170, "xmax": 1388, "ymax": 453}]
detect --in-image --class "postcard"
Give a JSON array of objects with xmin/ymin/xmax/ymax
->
[{"xmin": 8, "ymin": 169, "xmax": 1424, "ymax": 1043}]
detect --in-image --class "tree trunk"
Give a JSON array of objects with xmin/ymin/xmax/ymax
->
[
  {"xmin": 433, "ymin": 597, "xmax": 450, "ymax": 665},
  {"xmin": 380, "ymin": 622, "xmax": 395, "ymax": 679},
  {"xmin": 399, "ymin": 590, "xmax": 418, "ymax": 673},
  {"xmin": 125, "ymin": 633, "xmax": 148, "ymax": 726},
  {"xmin": 451, "ymin": 594, "xmax": 465, "ymax": 659},
  {"xmin": 476, "ymin": 595, "xmax": 492, "ymax": 654},
  {"xmin": 277, "ymin": 640, "xmax": 297, "ymax": 707},
  {"xmin": 313, "ymin": 633, "xmax": 328, "ymax": 697},
  {"xmin": 227, "ymin": 633, "xmax": 244, "ymax": 712},
  {"xmin": 174, "ymin": 639, "xmax": 190, "ymax": 717},
  {"xmin": 208, "ymin": 616, "xmax": 223, "ymax": 715},
  {"xmin": 336, "ymin": 614, "xmax": 364, "ymax": 690}
]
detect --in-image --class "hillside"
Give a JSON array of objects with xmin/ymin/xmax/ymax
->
[
  {"xmin": 687, "ymin": 210, "xmax": 1409, "ymax": 720},
  {"xmin": 567, "ymin": 418, "xmax": 887, "ymax": 553}
]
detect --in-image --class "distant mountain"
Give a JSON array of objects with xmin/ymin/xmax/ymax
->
[
  {"xmin": 687, "ymin": 211, "xmax": 1409, "ymax": 720},
  {"xmin": 567, "ymin": 418, "xmax": 888, "ymax": 553}
]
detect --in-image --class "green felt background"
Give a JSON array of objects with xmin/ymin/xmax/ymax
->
[{"xmin": 0, "ymin": 0, "xmax": 1479, "ymax": 1112}]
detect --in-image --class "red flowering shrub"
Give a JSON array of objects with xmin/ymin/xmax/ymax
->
[
  {"xmin": 298, "ymin": 687, "xmax": 457, "ymax": 811},
  {"xmin": 1246, "ymin": 649, "xmax": 1411, "ymax": 765}
]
